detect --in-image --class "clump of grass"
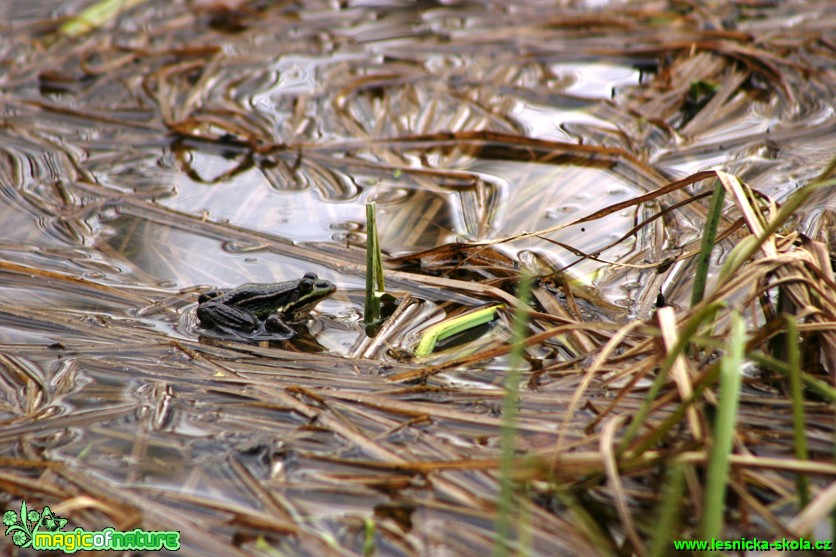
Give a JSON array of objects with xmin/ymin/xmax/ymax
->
[{"xmin": 475, "ymin": 168, "xmax": 836, "ymax": 555}]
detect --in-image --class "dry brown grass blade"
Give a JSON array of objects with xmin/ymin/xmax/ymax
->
[
  {"xmin": 50, "ymin": 495, "xmax": 142, "ymax": 531},
  {"xmin": 601, "ymin": 415, "xmax": 645, "ymax": 556},
  {"xmin": 555, "ymin": 320, "xmax": 644, "ymax": 451},
  {"xmin": 0, "ymin": 404, "xmax": 136, "ymax": 444},
  {"xmin": 55, "ymin": 468, "xmax": 279, "ymax": 557},
  {"xmin": 487, "ymin": 169, "xmax": 717, "ymax": 246},
  {"xmin": 531, "ymin": 287, "xmax": 598, "ymax": 353},
  {"xmin": 656, "ymin": 307, "xmax": 703, "ymax": 442},
  {"xmin": 260, "ymin": 386, "xmax": 408, "ymax": 463},
  {"xmin": 782, "ymin": 480, "xmax": 836, "ymax": 541},
  {"xmin": 0, "ymin": 260, "xmax": 150, "ymax": 304},
  {"xmin": 717, "ymin": 170, "xmax": 778, "ymax": 258},
  {"xmin": 318, "ymin": 389, "xmax": 557, "ymax": 435}
]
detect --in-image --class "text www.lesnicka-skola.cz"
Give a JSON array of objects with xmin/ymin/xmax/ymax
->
[{"xmin": 672, "ymin": 537, "xmax": 831, "ymax": 552}]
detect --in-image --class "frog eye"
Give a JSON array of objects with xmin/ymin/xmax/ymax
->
[
  {"xmin": 303, "ymin": 272, "xmax": 318, "ymax": 280},
  {"xmin": 299, "ymin": 279, "xmax": 313, "ymax": 292},
  {"xmin": 199, "ymin": 291, "xmax": 221, "ymax": 304}
]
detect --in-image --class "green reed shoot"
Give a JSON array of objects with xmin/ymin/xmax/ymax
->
[
  {"xmin": 784, "ymin": 315, "xmax": 810, "ymax": 508},
  {"xmin": 619, "ymin": 301, "xmax": 726, "ymax": 455},
  {"xmin": 59, "ymin": 0, "xmax": 146, "ymax": 38},
  {"xmin": 494, "ymin": 272, "xmax": 533, "ymax": 557},
  {"xmin": 649, "ymin": 462, "xmax": 684, "ymax": 557},
  {"xmin": 691, "ymin": 182, "xmax": 725, "ymax": 308},
  {"xmin": 700, "ymin": 311, "xmax": 745, "ymax": 541},
  {"xmin": 365, "ymin": 202, "xmax": 385, "ymax": 330},
  {"xmin": 414, "ymin": 304, "xmax": 504, "ymax": 356}
]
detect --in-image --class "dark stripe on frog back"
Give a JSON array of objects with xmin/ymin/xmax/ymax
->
[{"xmin": 214, "ymin": 282, "xmax": 300, "ymax": 319}]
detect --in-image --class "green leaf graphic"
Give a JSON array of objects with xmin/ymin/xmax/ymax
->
[{"xmin": 39, "ymin": 507, "xmax": 67, "ymax": 532}]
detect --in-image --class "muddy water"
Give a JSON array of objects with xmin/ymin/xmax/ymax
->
[{"xmin": 0, "ymin": 2, "xmax": 833, "ymax": 556}]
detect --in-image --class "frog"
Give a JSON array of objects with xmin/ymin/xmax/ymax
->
[{"xmin": 197, "ymin": 272, "xmax": 336, "ymax": 338}]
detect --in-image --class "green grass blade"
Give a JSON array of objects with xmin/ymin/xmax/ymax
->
[
  {"xmin": 58, "ymin": 0, "xmax": 146, "ymax": 38},
  {"xmin": 649, "ymin": 462, "xmax": 685, "ymax": 557},
  {"xmin": 700, "ymin": 311, "xmax": 745, "ymax": 540},
  {"xmin": 363, "ymin": 517, "xmax": 376, "ymax": 557},
  {"xmin": 619, "ymin": 300, "xmax": 726, "ymax": 454},
  {"xmin": 364, "ymin": 202, "xmax": 384, "ymax": 327},
  {"xmin": 691, "ymin": 182, "xmax": 725, "ymax": 308},
  {"xmin": 494, "ymin": 273, "xmax": 533, "ymax": 557},
  {"xmin": 784, "ymin": 315, "xmax": 810, "ymax": 509},
  {"xmin": 630, "ymin": 364, "xmax": 720, "ymax": 457},
  {"xmin": 746, "ymin": 351, "xmax": 836, "ymax": 402},
  {"xmin": 414, "ymin": 304, "xmax": 504, "ymax": 356}
]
